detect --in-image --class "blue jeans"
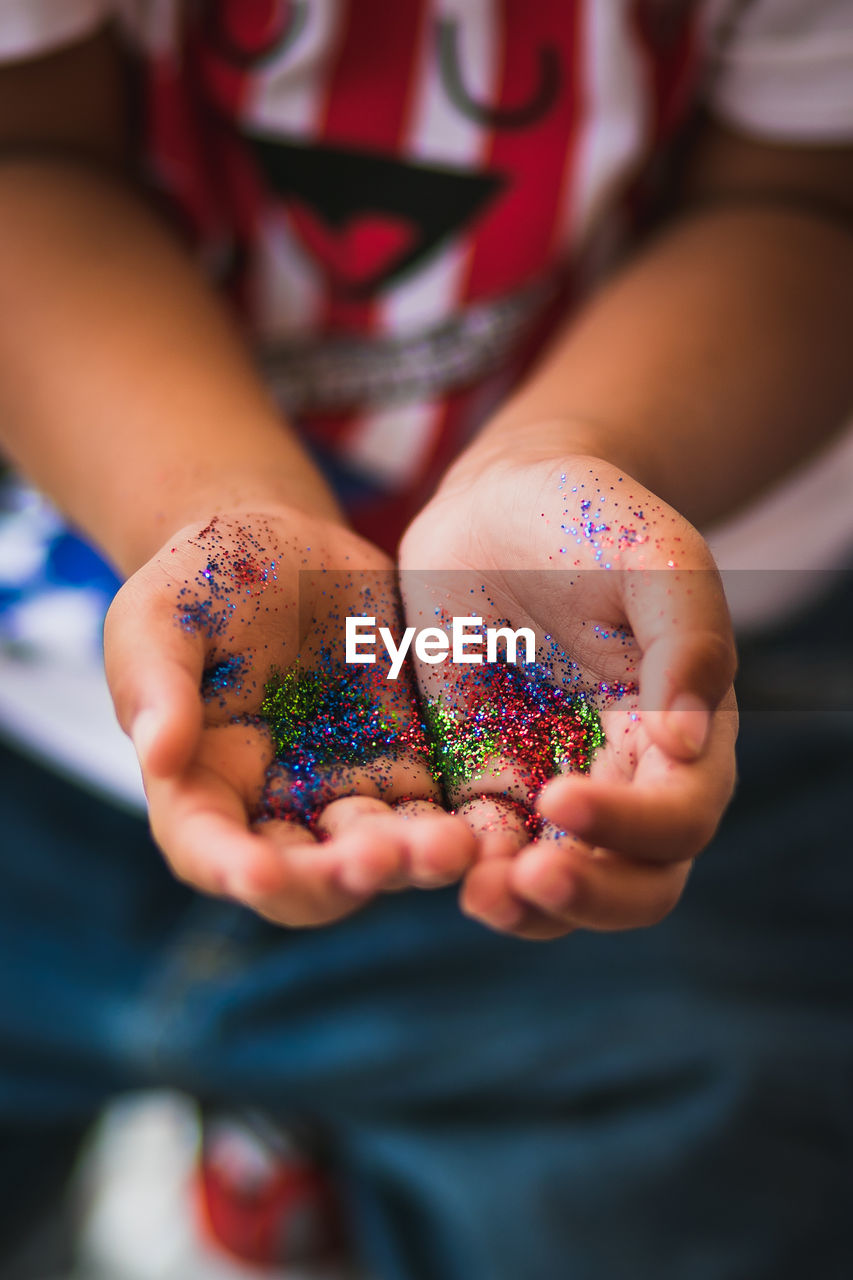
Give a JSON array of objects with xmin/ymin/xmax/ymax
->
[{"xmin": 2, "ymin": 586, "xmax": 853, "ymax": 1280}]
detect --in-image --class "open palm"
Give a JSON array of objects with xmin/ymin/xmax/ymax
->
[
  {"xmin": 105, "ymin": 507, "xmax": 475, "ymax": 927},
  {"xmin": 400, "ymin": 455, "xmax": 738, "ymax": 939}
]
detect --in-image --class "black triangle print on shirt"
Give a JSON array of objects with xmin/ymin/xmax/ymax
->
[{"xmin": 247, "ymin": 137, "xmax": 505, "ymax": 298}]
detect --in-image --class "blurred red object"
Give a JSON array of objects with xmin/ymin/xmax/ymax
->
[{"xmin": 195, "ymin": 1114, "xmax": 346, "ymax": 1269}]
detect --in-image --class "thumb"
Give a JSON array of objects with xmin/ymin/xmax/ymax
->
[
  {"xmin": 104, "ymin": 574, "xmax": 205, "ymax": 779},
  {"xmin": 626, "ymin": 562, "xmax": 737, "ymax": 761}
]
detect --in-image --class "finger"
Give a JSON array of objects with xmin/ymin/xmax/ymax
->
[
  {"xmin": 461, "ymin": 861, "xmax": 578, "ymax": 940},
  {"xmin": 448, "ymin": 755, "xmax": 544, "ymax": 811},
  {"xmin": 460, "ymin": 857, "xmax": 574, "ymax": 940},
  {"xmin": 314, "ymin": 795, "xmax": 410, "ymax": 891},
  {"xmin": 509, "ymin": 837, "xmax": 694, "ymax": 931},
  {"xmin": 145, "ymin": 763, "xmax": 295, "ymax": 899},
  {"xmin": 455, "ymin": 860, "xmax": 573, "ymax": 942},
  {"xmin": 243, "ymin": 820, "xmax": 398, "ymax": 926},
  {"xmin": 455, "ymin": 794, "xmax": 531, "ymax": 860},
  {"xmin": 624, "ymin": 562, "xmax": 737, "ymax": 761},
  {"xmin": 104, "ymin": 574, "xmax": 205, "ymax": 778},
  {"xmin": 149, "ymin": 763, "xmax": 401, "ymax": 926},
  {"xmin": 392, "ymin": 798, "xmax": 478, "ymax": 886},
  {"xmin": 257, "ymin": 756, "xmax": 440, "ymax": 838},
  {"xmin": 537, "ymin": 701, "xmax": 737, "ymax": 861},
  {"xmin": 321, "ymin": 753, "xmax": 441, "ymax": 806},
  {"xmin": 318, "ymin": 794, "xmax": 474, "ymax": 889},
  {"xmin": 195, "ymin": 721, "xmax": 275, "ymax": 811}
]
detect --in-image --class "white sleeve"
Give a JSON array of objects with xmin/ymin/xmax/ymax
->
[
  {"xmin": 704, "ymin": 0, "xmax": 853, "ymax": 142},
  {"xmin": 0, "ymin": 0, "xmax": 115, "ymax": 63}
]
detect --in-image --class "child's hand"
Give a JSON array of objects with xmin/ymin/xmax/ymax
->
[
  {"xmin": 400, "ymin": 454, "xmax": 737, "ymax": 939},
  {"xmin": 105, "ymin": 508, "xmax": 475, "ymax": 927}
]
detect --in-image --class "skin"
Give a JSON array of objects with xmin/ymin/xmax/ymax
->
[
  {"xmin": 105, "ymin": 511, "xmax": 476, "ymax": 927},
  {"xmin": 0, "ymin": 31, "xmax": 476, "ymax": 924},
  {"xmin": 1, "ymin": 29, "xmax": 851, "ymax": 936},
  {"xmin": 400, "ymin": 136, "xmax": 853, "ymax": 936},
  {"xmin": 401, "ymin": 455, "xmax": 738, "ymax": 939}
]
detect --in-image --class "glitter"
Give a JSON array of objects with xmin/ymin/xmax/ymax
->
[
  {"xmin": 202, "ymin": 654, "xmax": 247, "ymax": 704},
  {"xmin": 174, "ymin": 517, "xmax": 630, "ymax": 832},
  {"xmin": 232, "ymin": 554, "xmax": 273, "ymax": 588},
  {"xmin": 425, "ymin": 660, "xmax": 605, "ymax": 793},
  {"xmin": 176, "ymin": 596, "xmax": 233, "ymax": 638},
  {"xmin": 257, "ymin": 659, "xmax": 427, "ymax": 823},
  {"xmin": 172, "ymin": 518, "xmax": 278, "ymax": 638}
]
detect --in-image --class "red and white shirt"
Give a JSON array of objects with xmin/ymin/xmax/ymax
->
[
  {"xmin": 4, "ymin": 0, "xmax": 853, "ymax": 546},
  {"xmin": 0, "ymin": 0, "xmax": 851, "ymax": 801}
]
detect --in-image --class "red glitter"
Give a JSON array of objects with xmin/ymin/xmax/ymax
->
[{"xmin": 231, "ymin": 554, "xmax": 266, "ymax": 586}]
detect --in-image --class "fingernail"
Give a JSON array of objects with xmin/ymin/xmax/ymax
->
[
  {"xmin": 664, "ymin": 694, "xmax": 710, "ymax": 756},
  {"xmin": 226, "ymin": 879, "xmax": 256, "ymax": 904},
  {"xmin": 338, "ymin": 860, "xmax": 379, "ymax": 897},
  {"xmin": 463, "ymin": 897, "xmax": 524, "ymax": 931},
  {"xmin": 492, "ymin": 900, "xmax": 526, "ymax": 930},
  {"xmin": 130, "ymin": 708, "xmax": 160, "ymax": 767},
  {"xmin": 537, "ymin": 786, "xmax": 592, "ymax": 834},
  {"xmin": 227, "ymin": 865, "xmax": 273, "ymax": 900}
]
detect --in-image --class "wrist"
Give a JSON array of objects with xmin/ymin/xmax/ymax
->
[
  {"xmin": 438, "ymin": 414, "xmax": 656, "ymax": 498},
  {"xmin": 110, "ymin": 454, "xmax": 345, "ymax": 576}
]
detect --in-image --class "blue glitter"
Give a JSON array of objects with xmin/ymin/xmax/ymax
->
[{"xmin": 202, "ymin": 653, "xmax": 247, "ymax": 703}]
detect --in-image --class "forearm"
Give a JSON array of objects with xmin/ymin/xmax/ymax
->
[
  {"xmin": 460, "ymin": 203, "xmax": 853, "ymax": 527},
  {"xmin": 0, "ymin": 159, "xmax": 340, "ymax": 575}
]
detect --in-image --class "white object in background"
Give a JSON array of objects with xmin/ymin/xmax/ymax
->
[
  {"xmin": 707, "ymin": 422, "xmax": 853, "ymax": 634},
  {"xmin": 75, "ymin": 1093, "xmax": 357, "ymax": 1280},
  {"xmin": 0, "ymin": 651, "xmax": 146, "ymax": 811}
]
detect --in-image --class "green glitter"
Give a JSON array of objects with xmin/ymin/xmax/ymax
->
[
  {"xmin": 551, "ymin": 694, "xmax": 605, "ymax": 766},
  {"xmin": 259, "ymin": 664, "xmax": 396, "ymax": 767},
  {"xmin": 256, "ymin": 661, "xmax": 431, "ymax": 824},
  {"xmin": 260, "ymin": 665, "xmax": 323, "ymax": 754},
  {"xmin": 424, "ymin": 663, "xmax": 606, "ymax": 789},
  {"xmin": 423, "ymin": 698, "xmax": 502, "ymax": 786}
]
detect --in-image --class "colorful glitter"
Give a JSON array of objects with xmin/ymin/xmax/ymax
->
[
  {"xmin": 543, "ymin": 466, "xmax": 685, "ymax": 569},
  {"xmin": 176, "ymin": 595, "xmax": 233, "ymax": 639},
  {"xmin": 170, "ymin": 513, "xmax": 637, "ymax": 843},
  {"xmin": 260, "ymin": 662, "xmax": 398, "ymax": 765},
  {"xmin": 174, "ymin": 517, "xmax": 276, "ymax": 638},
  {"xmin": 257, "ymin": 659, "xmax": 430, "ymax": 822},
  {"xmin": 425, "ymin": 660, "xmax": 605, "ymax": 792},
  {"xmin": 202, "ymin": 653, "xmax": 247, "ymax": 704}
]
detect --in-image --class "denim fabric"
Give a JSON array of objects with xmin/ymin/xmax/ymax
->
[{"xmin": 1, "ymin": 586, "xmax": 852, "ymax": 1280}]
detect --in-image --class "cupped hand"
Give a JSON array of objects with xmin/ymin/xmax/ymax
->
[
  {"xmin": 105, "ymin": 508, "xmax": 475, "ymax": 927},
  {"xmin": 399, "ymin": 453, "xmax": 738, "ymax": 939}
]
